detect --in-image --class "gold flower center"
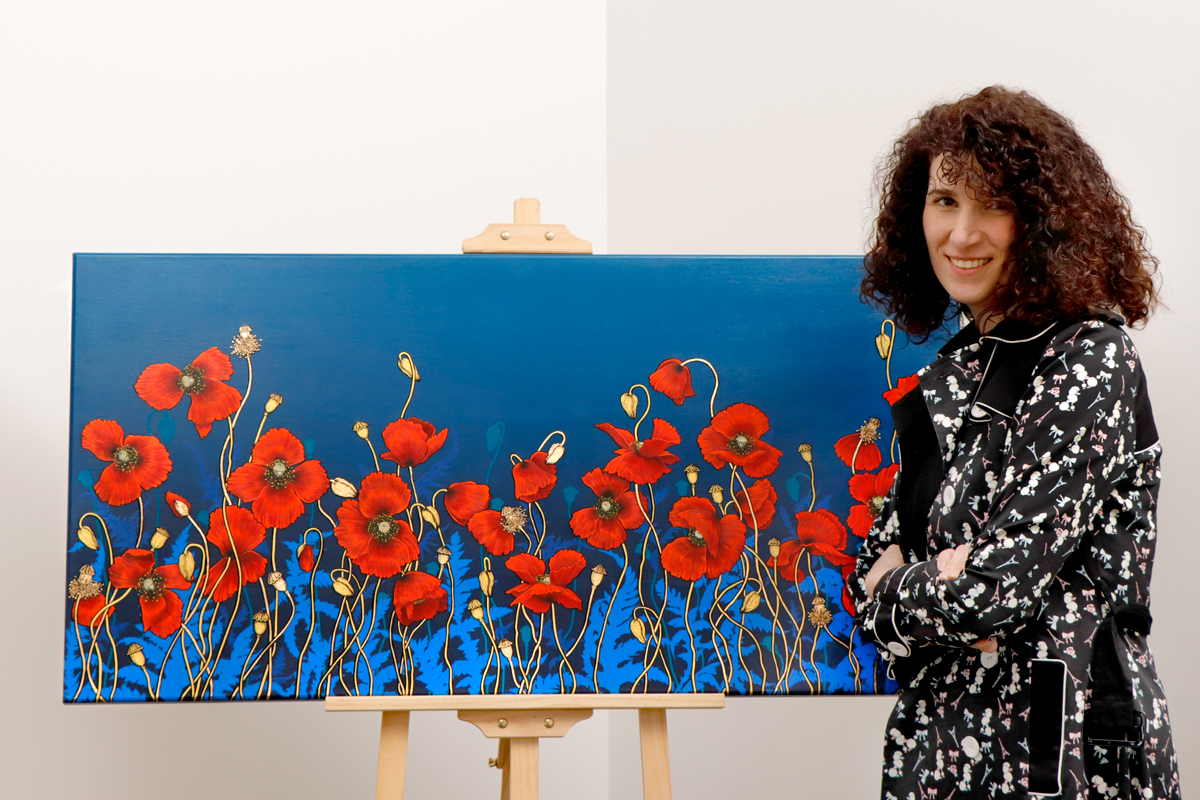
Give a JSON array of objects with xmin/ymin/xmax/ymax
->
[
  {"xmin": 263, "ymin": 459, "xmax": 295, "ymax": 489},
  {"xmin": 176, "ymin": 365, "xmax": 206, "ymax": 396},
  {"xmin": 137, "ymin": 570, "xmax": 165, "ymax": 600},
  {"xmin": 499, "ymin": 506, "xmax": 528, "ymax": 534},
  {"xmin": 368, "ymin": 514, "xmax": 399, "ymax": 544},
  {"xmin": 728, "ymin": 433, "xmax": 755, "ymax": 456},
  {"xmin": 594, "ymin": 496, "xmax": 620, "ymax": 520},
  {"xmin": 869, "ymin": 496, "xmax": 886, "ymax": 516},
  {"xmin": 687, "ymin": 528, "xmax": 707, "ymax": 548},
  {"xmin": 537, "ymin": 574, "xmax": 552, "ymax": 585},
  {"xmin": 112, "ymin": 445, "xmax": 140, "ymax": 472}
]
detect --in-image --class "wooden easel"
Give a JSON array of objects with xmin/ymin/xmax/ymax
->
[{"xmin": 325, "ymin": 200, "xmax": 724, "ymax": 798}]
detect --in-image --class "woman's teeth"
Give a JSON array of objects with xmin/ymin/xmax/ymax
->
[{"xmin": 949, "ymin": 257, "xmax": 988, "ymax": 270}]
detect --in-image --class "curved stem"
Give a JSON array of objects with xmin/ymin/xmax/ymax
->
[
  {"xmin": 680, "ymin": 357, "xmax": 720, "ymax": 418},
  {"xmin": 629, "ymin": 384, "xmax": 652, "ymax": 441}
]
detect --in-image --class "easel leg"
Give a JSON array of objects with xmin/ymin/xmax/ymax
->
[
  {"xmin": 507, "ymin": 738, "xmax": 539, "ymax": 800},
  {"xmin": 498, "ymin": 739, "xmax": 511, "ymax": 800},
  {"xmin": 376, "ymin": 710, "xmax": 410, "ymax": 800},
  {"xmin": 638, "ymin": 708, "xmax": 671, "ymax": 800}
]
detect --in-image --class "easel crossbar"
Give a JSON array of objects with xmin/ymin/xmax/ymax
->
[{"xmin": 326, "ymin": 693, "xmax": 725, "ymax": 712}]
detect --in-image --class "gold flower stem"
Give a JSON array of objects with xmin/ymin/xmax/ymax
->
[
  {"xmin": 84, "ymin": 588, "xmax": 131, "ymax": 700},
  {"xmin": 632, "ymin": 487, "xmax": 662, "ymax": 613},
  {"xmin": 78, "ymin": 513, "xmax": 115, "ymax": 567},
  {"xmin": 71, "ymin": 610, "xmax": 98, "ymax": 701},
  {"xmin": 247, "ymin": 592, "xmax": 297, "ymax": 699},
  {"xmin": 628, "ymin": 384, "xmax": 652, "ymax": 441},
  {"xmin": 253, "ymin": 410, "xmax": 269, "ymax": 445},
  {"xmin": 805, "ymin": 552, "xmax": 821, "ymax": 599},
  {"xmin": 724, "ymin": 558, "xmax": 761, "ymax": 692},
  {"xmin": 591, "ymin": 545, "xmax": 628, "ymax": 692},
  {"xmin": 849, "ymin": 438, "xmax": 863, "ymax": 477},
  {"xmin": 296, "ymin": 529, "xmax": 325, "ymax": 698},
  {"xmin": 680, "ymin": 357, "xmax": 720, "ymax": 418},
  {"xmin": 138, "ymin": 663, "xmax": 157, "ymax": 701},
  {"xmin": 684, "ymin": 582, "xmax": 698, "ymax": 692},
  {"xmin": 362, "ymin": 436, "xmax": 380, "ymax": 473},
  {"xmin": 103, "ymin": 614, "xmax": 119, "ymax": 700},
  {"xmin": 136, "ymin": 496, "xmax": 145, "ymax": 548},
  {"xmin": 532, "ymin": 501, "xmax": 548, "ymax": 558},
  {"xmin": 202, "ymin": 505, "xmax": 246, "ymax": 698},
  {"xmin": 443, "ymin": 564, "xmax": 456, "ymax": 695},
  {"xmin": 807, "ymin": 466, "xmax": 817, "ymax": 513},
  {"xmin": 507, "ymin": 654, "xmax": 521, "ymax": 693},
  {"xmin": 348, "ymin": 578, "xmax": 382, "ymax": 696},
  {"xmin": 155, "ymin": 545, "xmax": 208, "ymax": 699},
  {"xmin": 319, "ymin": 577, "xmax": 364, "ymax": 693},
  {"xmin": 388, "ymin": 614, "xmax": 403, "ymax": 694},
  {"xmin": 257, "ymin": 579, "xmax": 274, "ymax": 699},
  {"xmin": 890, "ymin": 430, "xmax": 899, "ymax": 465},
  {"xmin": 234, "ymin": 635, "xmax": 262, "ymax": 699},
  {"xmin": 551, "ymin": 606, "xmax": 576, "ymax": 694},
  {"xmin": 730, "ymin": 468, "xmax": 785, "ymax": 686},
  {"xmin": 400, "ymin": 369, "xmax": 416, "ymax": 419},
  {"xmin": 787, "ymin": 570, "xmax": 815, "ymax": 693},
  {"xmin": 881, "ymin": 319, "xmax": 895, "ymax": 390},
  {"xmin": 530, "ymin": 612, "xmax": 547, "ymax": 692},
  {"xmin": 704, "ymin": 596, "xmax": 732, "ymax": 693},
  {"xmin": 808, "ymin": 625, "xmax": 824, "ymax": 693},
  {"xmin": 564, "ymin": 584, "xmax": 597, "ymax": 659}
]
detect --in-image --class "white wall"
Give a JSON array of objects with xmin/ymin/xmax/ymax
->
[
  {"xmin": 607, "ymin": 1, "xmax": 1198, "ymax": 797},
  {"xmin": 0, "ymin": 2, "xmax": 608, "ymax": 798}
]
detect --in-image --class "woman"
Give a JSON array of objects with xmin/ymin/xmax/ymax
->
[{"xmin": 851, "ymin": 86, "xmax": 1181, "ymax": 798}]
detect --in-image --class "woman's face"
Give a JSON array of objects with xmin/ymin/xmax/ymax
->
[{"xmin": 922, "ymin": 153, "xmax": 1016, "ymax": 329}]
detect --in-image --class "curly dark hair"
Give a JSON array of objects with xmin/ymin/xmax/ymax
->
[{"xmin": 861, "ymin": 86, "xmax": 1159, "ymax": 339}]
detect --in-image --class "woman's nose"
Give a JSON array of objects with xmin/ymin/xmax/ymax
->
[{"xmin": 949, "ymin": 210, "xmax": 985, "ymax": 247}]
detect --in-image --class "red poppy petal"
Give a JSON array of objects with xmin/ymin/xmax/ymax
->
[
  {"xmin": 298, "ymin": 545, "xmax": 315, "ymax": 572},
  {"xmin": 873, "ymin": 464, "xmax": 900, "ymax": 496},
  {"xmin": 603, "ymin": 452, "xmax": 671, "ymax": 485},
  {"xmin": 712, "ymin": 403, "xmax": 770, "ymax": 439},
  {"xmin": 580, "ymin": 468, "xmax": 629, "ymax": 500},
  {"xmin": 660, "ymin": 538, "xmax": 707, "ymax": 582},
  {"xmin": 379, "ymin": 418, "xmax": 446, "ymax": 468},
  {"xmin": 468, "ymin": 510, "xmax": 515, "ymax": 556},
  {"xmin": 252, "ymin": 486, "xmax": 305, "ymax": 529},
  {"xmin": 202, "ymin": 551, "xmax": 267, "ymax": 602},
  {"xmin": 667, "ymin": 496, "xmax": 720, "ymax": 541},
  {"xmin": 586, "ymin": 518, "xmax": 629, "ymax": 550},
  {"xmin": 615, "ymin": 496, "xmax": 647, "ymax": 531},
  {"xmin": 393, "ymin": 570, "xmax": 441, "ymax": 605},
  {"xmin": 508, "ymin": 584, "xmax": 552, "ymax": 614},
  {"xmin": 770, "ymin": 541, "xmax": 806, "ymax": 582},
  {"xmin": 190, "ymin": 347, "xmax": 235, "ymax": 382},
  {"xmin": 548, "ymin": 550, "xmax": 586, "ymax": 585},
  {"xmin": 94, "ymin": 464, "xmax": 143, "ymax": 506},
  {"xmin": 187, "ymin": 378, "xmax": 243, "ymax": 439},
  {"xmin": 206, "ymin": 506, "xmax": 266, "ymax": 555},
  {"xmin": 847, "ymin": 504, "xmax": 875, "ymax": 538},
  {"xmin": 81, "ymin": 419, "xmax": 125, "ymax": 460},
  {"xmin": 109, "ymin": 549, "xmax": 157, "ymax": 588},
  {"xmin": 883, "ymin": 374, "xmax": 921, "ymax": 405},
  {"xmin": 396, "ymin": 583, "xmax": 449, "ymax": 626},
  {"xmin": 546, "ymin": 584, "xmax": 583, "ymax": 611},
  {"xmin": 734, "ymin": 478, "xmax": 777, "ymax": 531},
  {"xmin": 73, "ymin": 595, "xmax": 113, "ymax": 627},
  {"xmin": 738, "ymin": 440, "xmax": 782, "ymax": 478},
  {"xmin": 252, "ymin": 428, "xmax": 306, "ymax": 466},
  {"xmin": 227, "ymin": 461, "xmax": 268, "ymax": 503},
  {"xmin": 569, "ymin": 508, "xmax": 601, "ymax": 541},
  {"xmin": 124, "ymin": 435, "xmax": 172, "ymax": 490},
  {"xmin": 834, "ymin": 435, "xmax": 883, "ymax": 471},
  {"xmin": 696, "ymin": 426, "xmax": 732, "ymax": 470},
  {"xmin": 506, "ymin": 553, "xmax": 547, "ymax": 584},
  {"xmin": 444, "ymin": 481, "xmax": 492, "ymax": 526},
  {"xmin": 706, "ymin": 516, "xmax": 746, "ymax": 579},
  {"xmin": 650, "ymin": 418, "xmax": 682, "ymax": 446},
  {"xmin": 353, "ymin": 527, "xmax": 418, "ymax": 578},
  {"xmin": 134, "ymin": 364, "xmax": 184, "ymax": 410},
  {"xmin": 141, "ymin": 591, "xmax": 184, "ymax": 638},
  {"xmin": 513, "ymin": 454, "xmax": 557, "ymax": 503},
  {"xmin": 290, "ymin": 460, "xmax": 329, "ymax": 504},
  {"xmin": 334, "ymin": 500, "xmax": 372, "ymax": 558},
  {"xmin": 847, "ymin": 472, "xmax": 877, "ymax": 504},
  {"xmin": 165, "ymin": 491, "xmax": 191, "ymax": 517},
  {"xmin": 795, "ymin": 508, "xmax": 848, "ymax": 550},
  {"xmin": 358, "ymin": 472, "xmax": 412, "ymax": 518},
  {"xmin": 648, "ymin": 359, "xmax": 695, "ymax": 405},
  {"xmin": 157, "ymin": 564, "xmax": 192, "ymax": 591},
  {"xmin": 596, "ymin": 422, "xmax": 635, "ymax": 449}
]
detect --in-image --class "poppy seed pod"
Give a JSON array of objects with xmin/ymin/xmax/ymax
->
[
  {"xmin": 420, "ymin": 505, "xmax": 441, "ymax": 528},
  {"xmin": 253, "ymin": 610, "xmax": 270, "ymax": 636},
  {"xmin": 591, "ymin": 564, "xmax": 607, "ymax": 587},
  {"xmin": 150, "ymin": 527, "xmax": 170, "ymax": 551},
  {"xmin": 77, "ymin": 524, "xmax": 99, "ymax": 551},
  {"xmin": 708, "ymin": 485, "xmax": 724, "ymax": 505},
  {"xmin": 353, "ymin": 421, "xmax": 370, "ymax": 440},
  {"xmin": 875, "ymin": 332, "xmax": 893, "ymax": 360},
  {"xmin": 798, "ymin": 443, "xmax": 813, "ymax": 464},
  {"xmin": 332, "ymin": 577, "xmax": 355, "ymax": 597},
  {"xmin": 479, "ymin": 568, "xmax": 495, "ymax": 597},
  {"xmin": 619, "ymin": 392, "xmax": 638, "ymax": 419},
  {"xmin": 684, "ymin": 464, "xmax": 700, "ymax": 486},
  {"xmin": 545, "ymin": 442, "xmax": 566, "ymax": 465},
  {"xmin": 330, "ymin": 477, "xmax": 358, "ymax": 499},
  {"xmin": 126, "ymin": 643, "xmax": 146, "ymax": 668},
  {"xmin": 436, "ymin": 546, "xmax": 451, "ymax": 566},
  {"xmin": 767, "ymin": 537, "xmax": 781, "ymax": 558},
  {"xmin": 268, "ymin": 571, "xmax": 287, "ymax": 593},
  {"xmin": 265, "ymin": 393, "xmax": 283, "ymax": 414},
  {"xmin": 807, "ymin": 596, "xmax": 833, "ymax": 628},
  {"xmin": 178, "ymin": 551, "xmax": 196, "ymax": 581},
  {"xmin": 741, "ymin": 590, "xmax": 762, "ymax": 613},
  {"xmin": 629, "ymin": 617, "xmax": 647, "ymax": 644},
  {"xmin": 397, "ymin": 352, "xmax": 420, "ymax": 381},
  {"xmin": 498, "ymin": 639, "xmax": 514, "ymax": 659},
  {"xmin": 468, "ymin": 598, "xmax": 484, "ymax": 621}
]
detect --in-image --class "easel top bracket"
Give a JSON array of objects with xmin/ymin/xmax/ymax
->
[{"xmin": 462, "ymin": 197, "xmax": 592, "ymax": 254}]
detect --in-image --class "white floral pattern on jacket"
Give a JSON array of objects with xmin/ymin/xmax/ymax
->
[{"xmin": 851, "ymin": 317, "xmax": 1180, "ymax": 799}]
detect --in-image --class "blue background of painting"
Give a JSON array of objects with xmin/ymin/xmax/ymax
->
[{"xmin": 65, "ymin": 254, "xmax": 937, "ymax": 701}]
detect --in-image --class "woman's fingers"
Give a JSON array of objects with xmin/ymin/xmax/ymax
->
[
  {"xmin": 970, "ymin": 638, "xmax": 998, "ymax": 653},
  {"xmin": 936, "ymin": 543, "xmax": 971, "ymax": 581}
]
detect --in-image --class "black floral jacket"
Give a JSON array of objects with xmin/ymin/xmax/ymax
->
[{"xmin": 851, "ymin": 315, "xmax": 1181, "ymax": 799}]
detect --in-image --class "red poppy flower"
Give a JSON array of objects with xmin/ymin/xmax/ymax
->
[
  {"xmin": 696, "ymin": 403, "xmax": 782, "ymax": 478},
  {"xmin": 334, "ymin": 472, "xmax": 418, "ymax": 578},
  {"xmin": 200, "ymin": 505, "xmax": 269, "ymax": 602},
  {"xmin": 595, "ymin": 418, "xmax": 681, "ymax": 485},
  {"xmin": 660, "ymin": 496, "xmax": 746, "ymax": 581},
  {"xmin": 847, "ymin": 464, "xmax": 900, "ymax": 537},
  {"xmin": 505, "ymin": 550, "xmax": 587, "ymax": 613},
  {"xmin": 648, "ymin": 358, "xmax": 695, "ymax": 405},
  {"xmin": 109, "ymin": 548, "xmax": 192, "ymax": 637},
  {"xmin": 883, "ymin": 374, "xmax": 921, "ymax": 405},
  {"xmin": 166, "ymin": 491, "xmax": 191, "ymax": 518},
  {"xmin": 227, "ymin": 428, "xmax": 329, "ymax": 529},
  {"xmin": 72, "ymin": 595, "xmax": 113, "ymax": 627},
  {"xmin": 392, "ymin": 570, "xmax": 449, "ymax": 626},
  {"xmin": 513, "ymin": 452, "xmax": 557, "ymax": 503},
  {"xmin": 81, "ymin": 419, "xmax": 172, "ymax": 506},
  {"xmin": 732, "ymin": 478, "xmax": 777, "ymax": 531},
  {"xmin": 468, "ymin": 506, "xmax": 525, "ymax": 556},
  {"xmin": 380, "ymin": 417, "xmax": 448, "ymax": 468},
  {"xmin": 444, "ymin": 481, "xmax": 491, "ymax": 526},
  {"xmin": 769, "ymin": 508, "xmax": 852, "ymax": 581},
  {"xmin": 834, "ymin": 418, "xmax": 883, "ymax": 471},
  {"xmin": 569, "ymin": 468, "xmax": 646, "ymax": 550},
  {"xmin": 134, "ymin": 347, "xmax": 243, "ymax": 439},
  {"xmin": 297, "ymin": 543, "xmax": 315, "ymax": 572},
  {"xmin": 840, "ymin": 562, "xmax": 858, "ymax": 617}
]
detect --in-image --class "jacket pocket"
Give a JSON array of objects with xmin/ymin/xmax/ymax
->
[{"xmin": 1029, "ymin": 658, "xmax": 1067, "ymax": 796}]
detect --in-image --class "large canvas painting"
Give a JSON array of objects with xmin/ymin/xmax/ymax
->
[{"xmin": 64, "ymin": 254, "xmax": 934, "ymax": 702}]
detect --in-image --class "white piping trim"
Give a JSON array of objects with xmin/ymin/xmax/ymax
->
[
  {"xmin": 1028, "ymin": 657, "xmax": 1068, "ymax": 798},
  {"xmin": 978, "ymin": 321, "xmax": 1058, "ymax": 345}
]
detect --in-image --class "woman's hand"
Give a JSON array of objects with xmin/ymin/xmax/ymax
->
[
  {"xmin": 933, "ymin": 544, "xmax": 995, "ymax": 652},
  {"xmin": 864, "ymin": 544, "xmax": 905, "ymax": 600}
]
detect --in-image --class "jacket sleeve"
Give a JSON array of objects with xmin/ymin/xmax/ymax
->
[{"xmin": 857, "ymin": 321, "xmax": 1144, "ymax": 651}]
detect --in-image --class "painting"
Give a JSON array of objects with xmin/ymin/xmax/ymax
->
[{"xmin": 63, "ymin": 254, "xmax": 934, "ymax": 702}]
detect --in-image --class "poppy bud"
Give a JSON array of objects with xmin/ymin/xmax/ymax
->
[
  {"xmin": 545, "ymin": 442, "xmax": 565, "ymax": 465},
  {"xmin": 179, "ymin": 551, "xmax": 196, "ymax": 581},
  {"xmin": 591, "ymin": 564, "xmax": 606, "ymax": 587},
  {"xmin": 332, "ymin": 577, "xmax": 354, "ymax": 597},
  {"xmin": 437, "ymin": 546, "xmax": 451, "ymax": 566},
  {"xmin": 397, "ymin": 352, "xmax": 420, "ymax": 381},
  {"xmin": 684, "ymin": 464, "xmax": 700, "ymax": 485},
  {"xmin": 629, "ymin": 617, "xmax": 647, "ymax": 644},
  {"xmin": 420, "ymin": 505, "xmax": 441, "ymax": 528},
  {"xmin": 498, "ymin": 639, "xmax": 514, "ymax": 659},
  {"xmin": 479, "ymin": 568, "xmax": 495, "ymax": 597},
  {"xmin": 875, "ymin": 332, "xmax": 893, "ymax": 360},
  {"xmin": 741, "ymin": 590, "xmax": 762, "ymax": 613},
  {"xmin": 253, "ymin": 611, "xmax": 270, "ymax": 636},
  {"xmin": 468, "ymin": 598, "xmax": 484, "ymax": 621},
  {"xmin": 330, "ymin": 477, "xmax": 358, "ymax": 499},
  {"xmin": 265, "ymin": 393, "xmax": 283, "ymax": 414},
  {"xmin": 127, "ymin": 643, "xmax": 146, "ymax": 668},
  {"xmin": 166, "ymin": 491, "xmax": 191, "ymax": 518},
  {"xmin": 798, "ymin": 443, "xmax": 813, "ymax": 464},
  {"xmin": 619, "ymin": 392, "xmax": 638, "ymax": 419},
  {"xmin": 353, "ymin": 421, "xmax": 370, "ymax": 440},
  {"xmin": 268, "ymin": 572, "xmax": 287, "ymax": 592},
  {"xmin": 708, "ymin": 485, "xmax": 724, "ymax": 505},
  {"xmin": 149, "ymin": 527, "xmax": 169, "ymax": 551},
  {"xmin": 767, "ymin": 537, "xmax": 781, "ymax": 558},
  {"xmin": 77, "ymin": 524, "xmax": 99, "ymax": 551},
  {"xmin": 297, "ymin": 544, "xmax": 315, "ymax": 572}
]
